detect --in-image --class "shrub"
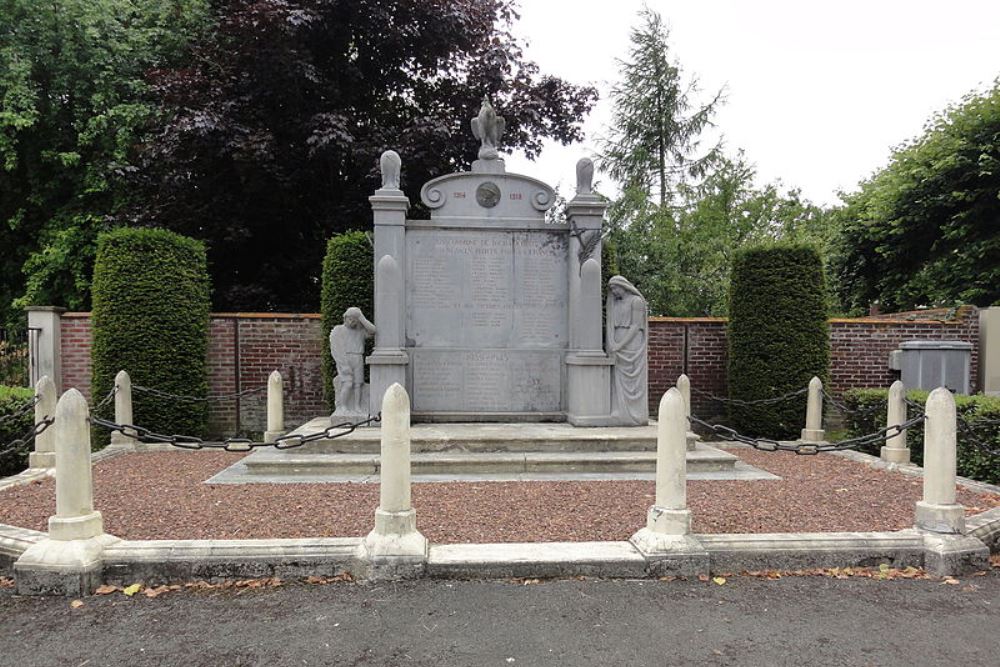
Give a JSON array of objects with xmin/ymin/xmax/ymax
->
[
  {"xmin": 727, "ymin": 243, "xmax": 829, "ymax": 438},
  {"xmin": 320, "ymin": 232, "xmax": 373, "ymax": 410},
  {"xmin": 0, "ymin": 385, "xmax": 35, "ymax": 476},
  {"xmin": 843, "ymin": 388, "xmax": 1000, "ymax": 485},
  {"xmin": 91, "ymin": 228, "xmax": 210, "ymax": 446}
]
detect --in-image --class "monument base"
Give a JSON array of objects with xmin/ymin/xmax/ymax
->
[
  {"xmin": 915, "ymin": 501, "xmax": 965, "ymax": 534},
  {"xmin": 880, "ymin": 445, "xmax": 910, "ymax": 464}
]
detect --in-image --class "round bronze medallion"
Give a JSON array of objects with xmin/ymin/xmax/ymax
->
[{"xmin": 476, "ymin": 181, "xmax": 501, "ymax": 208}]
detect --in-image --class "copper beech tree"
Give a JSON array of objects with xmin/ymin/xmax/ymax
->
[{"xmin": 126, "ymin": 0, "xmax": 597, "ymax": 311}]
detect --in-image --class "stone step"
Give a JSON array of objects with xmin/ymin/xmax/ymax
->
[
  {"xmin": 242, "ymin": 444, "xmax": 738, "ymax": 477},
  {"xmin": 287, "ymin": 418, "xmax": 697, "ymax": 454}
]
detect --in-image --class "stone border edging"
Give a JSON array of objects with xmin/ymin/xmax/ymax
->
[
  {"xmin": 1, "ymin": 523, "xmax": 995, "ymax": 588},
  {"xmin": 2, "ymin": 447, "xmax": 998, "ymax": 591}
]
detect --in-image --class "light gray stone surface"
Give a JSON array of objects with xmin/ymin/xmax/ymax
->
[
  {"xmin": 330, "ymin": 307, "xmax": 376, "ymax": 418},
  {"xmin": 358, "ymin": 384, "xmax": 427, "ymax": 580},
  {"xmin": 800, "ymin": 376, "xmax": 825, "ymax": 443},
  {"xmin": 915, "ymin": 388, "xmax": 964, "ymax": 534},
  {"xmin": 369, "ymin": 99, "xmax": 636, "ymax": 424},
  {"xmin": 881, "ymin": 379, "xmax": 910, "ymax": 463},
  {"xmin": 28, "ymin": 375, "xmax": 56, "ymax": 469},
  {"xmin": 428, "ymin": 541, "xmax": 648, "ymax": 579},
  {"xmin": 606, "ymin": 276, "xmax": 649, "ymax": 426}
]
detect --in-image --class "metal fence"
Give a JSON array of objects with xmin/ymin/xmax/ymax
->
[{"xmin": 0, "ymin": 327, "xmax": 31, "ymax": 388}]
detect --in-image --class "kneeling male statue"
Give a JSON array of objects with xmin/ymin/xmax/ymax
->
[{"xmin": 330, "ymin": 307, "xmax": 376, "ymax": 418}]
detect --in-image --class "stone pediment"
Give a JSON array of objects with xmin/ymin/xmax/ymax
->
[{"xmin": 419, "ymin": 171, "xmax": 556, "ymax": 224}]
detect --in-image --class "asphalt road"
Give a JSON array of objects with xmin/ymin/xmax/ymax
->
[{"xmin": 2, "ymin": 572, "xmax": 999, "ymax": 666}]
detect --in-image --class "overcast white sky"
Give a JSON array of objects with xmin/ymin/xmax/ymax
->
[{"xmin": 504, "ymin": 0, "xmax": 1000, "ymax": 206}]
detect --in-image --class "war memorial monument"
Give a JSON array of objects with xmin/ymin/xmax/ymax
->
[{"xmin": 233, "ymin": 99, "xmax": 739, "ymax": 480}]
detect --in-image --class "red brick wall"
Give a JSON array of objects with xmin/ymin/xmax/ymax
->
[
  {"xmin": 60, "ymin": 313, "xmax": 327, "ymax": 435},
  {"xmin": 58, "ymin": 307, "xmax": 980, "ymax": 432},
  {"xmin": 646, "ymin": 306, "xmax": 981, "ymax": 416}
]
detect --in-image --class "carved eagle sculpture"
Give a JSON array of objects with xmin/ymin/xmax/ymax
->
[{"xmin": 471, "ymin": 97, "xmax": 505, "ymax": 160}]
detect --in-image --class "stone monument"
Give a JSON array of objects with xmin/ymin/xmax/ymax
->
[
  {"xmin": 330, "ymin": 307, "xmax": 376, "ymax": 418},
  {"xmin": 364, "ymin": 98, "xmax": 647, "ymax": 426}
]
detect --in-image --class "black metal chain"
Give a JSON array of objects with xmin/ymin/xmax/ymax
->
[
  {"xmin": 955, "ymin": 413, "xmax": 1000, "ymax": 457},
  {"xmin": 690, "ymin": 385, "xmax": 809, "ymax": 408},
  {"xmin": 821, "ymin": 389, "xmax": 884, "ymax": 421},
  {"xmin": 89, "ymin": 413, "xmax": 381, "ymax": 452},
  {"xmin": 0, "ymin": 395, "xmax": 40, "ymax": 427},
  {"xmin": 688, "ymin": 413, "xmax": 926, "ymax": 455},
  {"xmin": 131, "ymin": 383, "xmax": 267, "ymax": 403},
  {"xmin": 0, "ymin": 416, "xmax": 55, "ymax": 459}
]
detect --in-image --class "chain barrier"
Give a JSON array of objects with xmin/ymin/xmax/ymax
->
[
  {"xmin": 690, "ymin": 385, "xmax": 808, "ymax": 408},
  {"xmin": 955, "ymin": 413, "xmax": 1000, "ymax": 457},
  {"xmin": 820, "ymin": 389, "xmax": 884, "ymax": 421},
  {"xmin": 0, "ymin": 395, "xmax": 40, "ymax": 427},
  {"xmin": 89, "ymin": 413, "xmax": 381, "ymax": 452},
  {"xmin": 688, "ymin": 413, "xmax": 926, "ymax": 455},
  {"xmin": 0, "ymin": 416, "xmax": 54, "ymax": 459},
  {"xmin": 131, "ymin": 383, "xmax": 267, "ymax": 403}
]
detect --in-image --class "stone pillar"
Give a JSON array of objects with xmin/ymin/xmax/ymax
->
[
  {"xmin": 914, "ymin": 387, "xmax": 964, "ymax": 534},
  {"xmin": 981, "ymin": 306, "xmax": 1000, "ymax": 396},
  {"xmin": 26, "ymin": 306, "xmax": 65, "ymax": 392},
  {"xmin": 368, "ymin": 254, "xmax": 408, "ymax": 417},
  {"xmin": 15, "ymin": 389, "xmax": 117, "ymax": 595},
  {"xmin": 630, "ymin": 389, "xmax": 707, "ymax": 574},
  {"xmin": 264, "ymin": 370, "xmax": 284, "ymax": 443},
  {"xmin": 880, "ymin": 380, "xmax": 910, "ymax": 464},
  {"xmin": 800, "ymin": 376, "xmax": 825, "ymax": 443},
  {"xmin": 367, "ymin": 150, "xmax": 410, "ymax": 416},
  {"xmin": 565, "ymin": 158, "xmax": 613, "ymax": 426},
  {"xmin": 110, "ymin": 370, "xmax": 136, "ymax": 449},
  {"xmin": 28, "ymin": 375, "xmax": 57, "ymax": 469},
  {"xmin": 359, "ymin": 383, "xmax": 427, "ymax": 578}
]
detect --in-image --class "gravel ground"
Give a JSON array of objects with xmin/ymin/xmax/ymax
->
[{"xmin": 0, "ymin": 449, "xmax": 997, "ymax": 542}]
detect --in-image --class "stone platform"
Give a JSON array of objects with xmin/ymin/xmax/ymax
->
[{"xmin": 209, "ymin": 420, "xmax": 774, "ymax": 484}]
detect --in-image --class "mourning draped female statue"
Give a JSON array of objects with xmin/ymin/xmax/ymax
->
[{"xmin": 606, "ymin": 276, "xmax": 649, "ymax": 425}]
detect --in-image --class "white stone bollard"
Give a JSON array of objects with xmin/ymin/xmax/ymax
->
[
  {"xmin": 28, "ymin": 375, "xmax": 57, "ymax": 469},
  {"xmin": 880, "ymin": 380, "xmax": 910, "ymax": 464},
  {"xmin": 800, "ymin": 376, "xmax": 826, "ymax": 443},
  {"xmin": 110, "ymin": 370, "xmax": 136, "ymax": 449},
  {"xmin": 359, "ymin": 383, "xmax": 427, "ymax": 576},
  {"xmin": 51, "ymin": 389, "xmax": 103, "ymax": 540},
  {"xmin": 676, "ymin": 374, "xmax": 691, "ymax": 422},
  {"xmin": 15, "ymin": 389, "xmax": 117, "ymax": 595},
  {"xmin": 676, "ymin": 373, "xmax": 700, "ymax": 451},
  {"xmin": 914, "ymin": 387, "xmax": 965, "ymax": 534},
  {"xmin": 264, "ymin": 370, "xmax": 284, "ymax": 443}
]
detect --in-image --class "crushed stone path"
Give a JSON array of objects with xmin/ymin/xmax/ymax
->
[{"xmin": 0, "ymin": 448, "xmax": 998, "ymax": 542}]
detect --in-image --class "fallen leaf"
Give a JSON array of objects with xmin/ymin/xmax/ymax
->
[
  {"xmin": 94, "ymin": 584, "xmax": 118, "ymax": 595},
  {"xmin": 713, "ymin": 577, "xmax": 726, "ymax": 586},
  {"xmin": 697, "ymin": 575, "xmax": 710, "ymax": 582},
  {"xmin": 145, "ymin": 585, "xmax": 170, "ymax": 598},
  {"xmin": 943, "ymin": 578, "xmax": 960, "ymax": 585},
  {"xmin": 122, "ymin": 583, "xmax": 142, "ymax": 596},
  {"xmin": 70, "ymin": 599, "xmax": 84, "ymax": 609}
]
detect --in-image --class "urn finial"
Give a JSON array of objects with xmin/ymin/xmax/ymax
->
[{"xmin": 379, "ymin": 150, "xmax": 402, "ymax": 190}]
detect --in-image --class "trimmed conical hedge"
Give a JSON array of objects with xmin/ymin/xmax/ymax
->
[
  {"xmin": 91, "ymin": 228, "xmax": 210, "ymax": 444},
  {"xmin": 727, "ymin": 243, "xmax": 829, "ymax": 438}
]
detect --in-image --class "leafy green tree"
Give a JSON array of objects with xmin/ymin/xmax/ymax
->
[
  {"xmin": 834, "ymin": 81, "xmax": 1000, "ymax": 312},
  {"xmin": 606, "ymin": 150, "xmax": 833, "ymax": 316},
  {"xmin": 127, "ymin": 0, "xmax": 598, "ymax": 311},
  {"xmin": 599, "ymin": 6, "xmax": 723, "ymax": 208},
  {"xmin": 0, "ymin": 0, "xmax": 209, "ymax": 326}
]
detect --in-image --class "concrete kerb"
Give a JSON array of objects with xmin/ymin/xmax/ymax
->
[{"xmin": 2, "ymin": 525, "xmax": 995, "ymax": 587}]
